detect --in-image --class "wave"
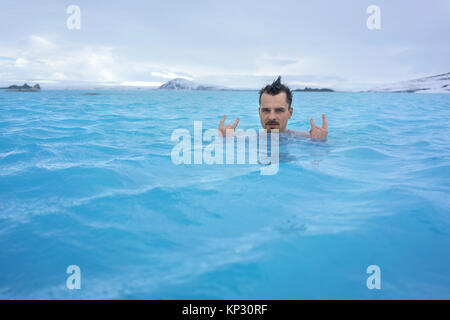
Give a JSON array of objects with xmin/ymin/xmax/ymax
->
[{"xmin": 332, "ymin": 146, "xmax": 393, "ymax": 160}]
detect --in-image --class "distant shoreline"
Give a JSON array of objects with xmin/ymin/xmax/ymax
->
[
  {"xmin": 2, "ymin": 87, "xmax": 448, "ymax": 94},
  {"xmin": 0, "ymin": 83, "xmax": 41, "ymax": 92},
  {"xmin": 2, "ymin": 72, "xmax": 448, "ymax": 93}
]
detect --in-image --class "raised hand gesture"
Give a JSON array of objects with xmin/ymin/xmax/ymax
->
[
  {"xmin": 309, "ymin": 114, "xmax": 328, "ymax": 140},
  {"xmin": 218, "ymin": 114, "xmax": 240, "ymax": 137}
]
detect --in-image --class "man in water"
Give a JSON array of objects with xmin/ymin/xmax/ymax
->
[{"xmin": 218, "ymin": 76, "xmax": 328, "ymax": 140}]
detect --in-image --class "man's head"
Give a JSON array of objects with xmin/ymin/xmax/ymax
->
[{"xmin": 258, "ymin": 76, "xmax": 293, "ymax": 132}]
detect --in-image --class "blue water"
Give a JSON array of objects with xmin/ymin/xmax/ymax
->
[{"xmin": 0, "ymin": 90, "xmax": 449, "ymax": 299}]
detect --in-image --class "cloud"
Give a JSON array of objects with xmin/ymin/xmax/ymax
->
[
  {"xmin": 0, "ymin": 35, "xmax": 197, "ymax": 87},
  {"xmin": 3, "ymin": 35, "xmax": 332, "ymax": 88},
  {"xmin": 151, "ymin": 71, "xmax": 193, "ymax": 80},
  {"xmin": 252, "ymin": 53, "xmax": 318, "ymax": 77},
  {"xmin": 0, "ymin": 34, "xmax": 418, "ymax": 90},
  {"xmin": 14, "ymin": 57, "xmax": 28, "ymax": 68},
  {"xmin": 28, "ymin": 35, "xmax": 57, "ymax": 51},
  {"xmin": 120, "ymin": 81, "xmax": 164, "ymax": 87},
  {"xmin": 288, "ymin": 81, "xmax": 325, "ymax": 87},
  {"xmin": 259, "ymin": 58, "xmax": 298, "ymax": 66},
  {"xmin": 0, "ymin": 35, "xmax": 118, "ymax": 84}
]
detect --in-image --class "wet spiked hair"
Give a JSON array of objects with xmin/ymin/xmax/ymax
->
[{"xmin": 258, "ymin": 76, "xmax": 293, "ymax": 108}]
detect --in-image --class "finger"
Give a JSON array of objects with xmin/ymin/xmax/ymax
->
[
  {"xmin": 322, "ymin": 114, "xmax": 327, "ymax": 130},
  {"xmin": 220, "ymin": 114, "xmax": 226, "ymax": 126},
  {"xmin": 310, "ymin": 118, "xmax": 315, "ymax": 128},
  {"xmin": 232, "ymin": 117, "xmax": 240, "ymax": 129}
]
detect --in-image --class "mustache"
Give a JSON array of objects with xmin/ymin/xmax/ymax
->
[{"xmin": 266, "ymin": 121, "xmax": 279, "ymax": 125}]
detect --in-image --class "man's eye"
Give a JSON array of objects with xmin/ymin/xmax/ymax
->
[{"xmin": 276, "ymin": 109, "xmax": 284, "ymax": 113}]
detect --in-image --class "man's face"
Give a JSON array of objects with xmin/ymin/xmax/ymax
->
[{"xmin": 259, "ymin": 92, "xmax": 293, "ymax": 132}]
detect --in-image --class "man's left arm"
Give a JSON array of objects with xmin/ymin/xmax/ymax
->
[{"xmin": 288, "ymin": 114, "xmax": 328, "ymax": 140}]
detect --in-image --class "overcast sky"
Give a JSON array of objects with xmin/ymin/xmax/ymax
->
[{"xmin": 0, "ymin": 0, "xmax": 449, "ymax": 89}]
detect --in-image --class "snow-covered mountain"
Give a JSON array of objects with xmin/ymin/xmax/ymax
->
[
  {"xmin": 369, "ymin": 72, "xmax": 450, "ymax": 93},
  {"xmin": 159, "ymin": 78, "xmax": 225, "ymax": 90}
]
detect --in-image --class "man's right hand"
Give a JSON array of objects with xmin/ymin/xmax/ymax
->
[{"xmin": 218, "ymin": 114, "xmax": 240, "ymax": 137}]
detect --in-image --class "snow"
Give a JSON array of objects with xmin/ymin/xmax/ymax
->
[
  {"xmin": 159, "ymin": 78, "xmax": 225, "ymax": 90},
  {"xmin": 370, "ymin": 72, "xmax": 450, "ymax": 93}
]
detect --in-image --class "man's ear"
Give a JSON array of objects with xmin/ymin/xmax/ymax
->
[{"xmin": 288, "ymin": 107, "xmax": 293, "ymax": 118}]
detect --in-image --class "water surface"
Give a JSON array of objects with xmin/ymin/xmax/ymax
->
[{"xmin": 0, "ymin": 90, "xmax": 449, "ymax": 299}]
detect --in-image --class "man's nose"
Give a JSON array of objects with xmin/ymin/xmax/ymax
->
[{"xmin": 268, "ymin": 110, "xmax": 277, "ymax": 119}]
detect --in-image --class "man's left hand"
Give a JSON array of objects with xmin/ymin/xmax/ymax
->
[{"xmin": 309, "ymin": 114, "xmax": 328, "ymax": 140}]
